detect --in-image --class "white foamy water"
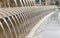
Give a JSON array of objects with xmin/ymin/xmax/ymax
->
[{"xmin": 43, "ymin": 11, "xmax": 60, "ymax": 38}]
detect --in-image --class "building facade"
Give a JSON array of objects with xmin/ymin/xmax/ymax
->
[{"xmin": 35, "ymin": 0, "xmax": 51, "ymax": 5}]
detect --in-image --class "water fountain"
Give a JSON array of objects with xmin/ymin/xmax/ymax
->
[
  {"xmin": 0, "ymin": 0, "xmax": 58, "ymax": 38},
  {"xmin": 3, "ymin": 18, "xmax": 14, "ymax": 38},
  {"xmin": 2, "ymin": 9, "xmax": 21, "ymax": 38},
  {"xmin": 19, "ymin": 0, "xmax": 23, "ymax": 7},
  {"xmin": 0, "ymin": 12, "xmax": 13, "ymax": 38},
  {"xmin": 16, "ymin": 0, "xmax": 22, "ymax": 7},
  {"xmin": 24, "ymin": 0, "xmax": 28, "ymax": 6},
  {"xmin": 25, "ymin": 0, "xmax": 28, "ymax": 6},
  {"xmin": 0, "ymin": 18, "xmax": 8, "ymax": 38},
  {"xmin": 14, "ymin": 0, "xmax": 18, "ymax": 7},
  {"xmin": 7, "ymin": 0, "xmax": 10, "ymax": 7},
  {"xmin": 23, "ymin": 0, "xmax": 26, "ymax": 6}
]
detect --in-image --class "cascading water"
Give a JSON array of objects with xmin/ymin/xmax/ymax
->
[
  {"xmin": 7, "ymin": 0, "xmax": 10, "ymax": 7},
  {"xmin": 0, "ymin": 1, "xmax": 57, "ymax": 37},
  {"xmin": 23, "ymin": 0, "xmax": 26, "ymax": 6},
  {"xmin": 19, "ymin": 0, "xmax": 24, "ymax": 7},
  {"xmin": 2, "ymin": 9, "xmax": 21, "ymax": 38},
  {"xmin": 0, "ymin": 21, "xmax": 8, "ymax": 38},
  {"xmin": 14, "ymin": 0, "xmax": 18, "ymax": 7}
]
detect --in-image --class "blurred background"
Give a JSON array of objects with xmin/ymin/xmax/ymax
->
[{"xmin": 0, "ymin": 0, "xmax": 59, "ymax": 7}]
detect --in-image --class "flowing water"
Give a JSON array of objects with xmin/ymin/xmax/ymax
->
[
  {"xmin": 23, "ymin": 0, "xmax": 26, "ymax": 6},
  {"xmin": 7, "ymin": 0, "xmax": 10, "ymax": 7},
  {"xmin": 19, "ymin": 0, "xmax": 24, "ymax": 7},
  {"xmin": 0, "ymin": 21, "xmax": 8, "ymax": 38},
  {"xmin": 0, "ymin": 12, "xmax": 13, "ymax": 38},
  {"xmin": 14, "ymin": 0, "xmax": 18, "ymax": 7},
  {"xmin": 4, "ymin": 9, "xmax": 21, "ymax": 38},
  {"xmin": 0, "ymin": 9, "xmax": 19, "ymax": 38},
  {"xmin": 3, "ymin": 18, "xmax": 13, "ymax": 38}
]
